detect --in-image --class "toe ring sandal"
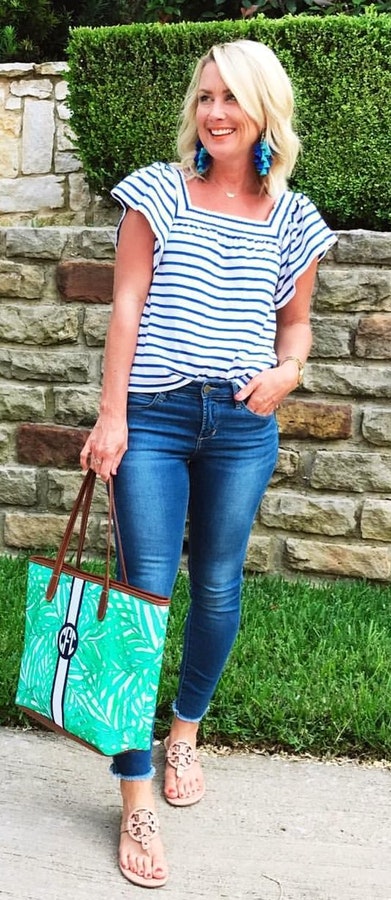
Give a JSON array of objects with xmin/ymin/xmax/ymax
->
[
  {"xmin": 164, "ymin": 738, "xmax": 205, "ymax": 807},
  {"xmin": 119, "ymin": 807, "xmax": 168, "ymax": 888}
]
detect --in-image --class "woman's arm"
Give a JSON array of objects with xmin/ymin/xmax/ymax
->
[
  {"xmin": 80, "ymin": 209, "xmax": 155, "ymax": 481},
  {"xmin": 234, "ymin": 257, "xmax": 318, "ymax": 414}
]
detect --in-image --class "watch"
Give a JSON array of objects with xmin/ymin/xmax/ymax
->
[{"xmin": 279, "ymin": 356, "xmax": 304, "ymax": 386}]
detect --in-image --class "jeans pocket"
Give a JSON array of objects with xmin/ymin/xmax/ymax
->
[
  {"xmin": 239, "ymin": 400, "xmax": 273, "ymax": 421},
  {"xmin": 127, "ymin": 391, "xmax": 166, "ymax": 410}
]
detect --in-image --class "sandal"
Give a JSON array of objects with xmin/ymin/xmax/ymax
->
[
  {"xmin": 164, "ymin": 737, "xmax": 205, "ymax": 807},
  {"xmin": 119, "ymin": 807, "xmax": 168, "ymax": 888}
]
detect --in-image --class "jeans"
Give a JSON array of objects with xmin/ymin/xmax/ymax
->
[{"xmin": 110, "ymin": 379, "xmax": 279, "ymax": 780}]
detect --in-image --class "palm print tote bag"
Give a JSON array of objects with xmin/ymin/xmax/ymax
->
[{"xmin": 16, "ymin": 469, "xmax": 170, "ymax": 755}]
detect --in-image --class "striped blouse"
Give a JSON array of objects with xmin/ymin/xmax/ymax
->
[{"xmin": 111, "ymin": 162, "xmax": 336, "ymax": 392}]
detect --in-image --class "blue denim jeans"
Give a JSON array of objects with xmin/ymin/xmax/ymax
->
[{"xmin": 110, "ymin": 379, "xmax": 279, "ymax": 779}]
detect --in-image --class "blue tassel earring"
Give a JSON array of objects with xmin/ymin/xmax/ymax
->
[
  {"xmin": 194, "ymin": 139, "xmax": 211, "ymax": 175},
  {"xmin": 253, "ymin": 137, "xmax": 273, "ymax": 176}
]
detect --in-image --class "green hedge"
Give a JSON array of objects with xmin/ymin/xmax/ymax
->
[{"xmin": 67, "ymin": 14, "xmax": 391, "ymax": 230}]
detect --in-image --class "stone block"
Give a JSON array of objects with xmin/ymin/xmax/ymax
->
[
  {"xmin": 11, "ymin": 78, "xmax": 52, "ymax": 99},
  {"xmin": 260, "ymin": 492, "xmax": 357, "ymax": 536},
  {"xmin": 0, "ymin": 306, "xmax": 79, "ymax": 344},
  {"xmin": 0, "ymin": 134, "xmax": 19, "ymax": 177},
  {"xmin": 271, "ymin": 449, "xmax": 300, "ymax": 484},
  {"xmin": 55, "ymin": 81, "xmax": 68, "ymax": 101},
  {"xmin": 0, "ymin": 428, "xmax": 11, "ymax": 462},
  {"xmin": 362, "ymin": 409, "xmax": 391, "ymax": 445},
  {"xmin": 335, "ymin": 231, "xmax": 391, "ymax": 265},
  {"xmin": 355, "ymin": 314, "xmax": 391, "ymax": 358},
  {"xmin": 16, "ymin": 423, "xmax": 90, "ymax": 467},
  {"xmin": 285, "ymin": 538, "xmax": 391, "ymax": 581},
  {"xmin": 0, "ymin": 260, "xmax": 44, "ymax": 297},
  {"xmin": 54, "ymin": 151, "xmax": 82, "ymax": 174},
  {"xmin": 68, "ymin": 173, "xmax": 93, "ymax": 213},
  {"xmin": 0, "ymin": 349, "xmax": 89, "ymax": 382},
  {"xmin": 0, "ymin": 106, "xmax": 22, "ymax": 137},
  {"xmin": 57, "ymin": 260, "xmax": 114, "ymax": 303},
  {"xmin": 277, "ymin": 400, "xmax": 352, "ymax": 440},
  {"xmin": 0, "ymin": 385, "xmax": 46, "ymax": 421},
  {"xmin": 5, "ymin": 96, "xmax": 22, "ymax": 110},
  {"xmin": 47, "ymin": 469, "xmax": 107, "ymax": 512},
  {"xmin": 22, "ymin": 98, "xmax": 54, "ymax": 174},
  {"xmin": 65, "ymin": 227, "xmax": 115, "ymax": 259},
  {"xmin": 53, "ymin": 387, "xmax": 101, "ymax": 425},
  {"xmin": 244, "ymin": 535, "xmax": 272, "ymax": 572},
  {"xmin": 310, "ymin": 315, "xmax": 353, "ymax": 359},
  {"xmin": 6, "ymin": 227, "xmax": 67, "ymax": 258},
  {"xmin": 311, "ymin": 451, "xmax": 391, "ymax": 492},
  {"xmin": 361, "ymin": 499, "xmax": 391, "ymax": 541},
  {"xmin": 0, "ymin": 466, "xmax": 36, "ymax": 505},
  {"xmin": 4, "ymin": 512, "xmax": 78, "ymax": 549},
  {"xmin": 56, "ymin": 101, "xmax": 71, "ymax": 121},
  {"xmin": 0, "ymin": 175, "xmax": 64, "ymax": 213},
  {"xmin": 36, "ymin": 63, "xmax": 68, "ymax": 76},
  {"xmin": 304, "ymin": 363, "xmax": 391, "ymax": 398},
  {"xmin": 83, "ymin": 308, "xmax": 110, "ymax": 346},
  {"xmin": 315, "ymin": 267, "xmax": 391, "ymax": 311},
  {"xmin": 1, "ymin": 64, "xmax": 34, "ymax": 78},
  {"xmin": 56, "ymin": 120, "xmax": 76, "ymax": 152}
]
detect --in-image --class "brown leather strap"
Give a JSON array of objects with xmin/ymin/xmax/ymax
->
[
  {"xmin": 46, "ymin": 469, "xmax": 128, "ymax": 621},
  {"xmin": 75, "ymin": 470, "xmax": 96, "ymax": 568}
]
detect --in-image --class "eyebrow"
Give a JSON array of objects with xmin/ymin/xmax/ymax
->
[{"xmin": 197, "ymin": 88, "xmax": 233, "ymax": 95}]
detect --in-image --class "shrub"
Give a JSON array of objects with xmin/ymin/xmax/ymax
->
[
  {"xmin": 66, "ymin": 14, "xmax": 391, "ymax": 230},
  {"xmin": 1, "ymin": 1, "xmax": 391, "ymax": 62}
]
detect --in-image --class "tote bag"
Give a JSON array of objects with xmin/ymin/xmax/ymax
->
[{"xmin": 16, "ymin": 469, "xmax": 170, "ymax": 755}]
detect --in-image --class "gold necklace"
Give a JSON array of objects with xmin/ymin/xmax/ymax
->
[
  {"xmin": 209, "ymin": 178, "xmax": 260, "ymax": 199},
  {"xmin": 209, "ymin": 179, "xmax": 239, "ymax": 199}
]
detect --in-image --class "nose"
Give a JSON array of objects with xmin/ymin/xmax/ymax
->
[{"xmin": 208, "ymin": 98, "xmax": 226, "ymax": 119}]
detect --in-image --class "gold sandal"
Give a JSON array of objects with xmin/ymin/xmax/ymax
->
[
  {"xmin": 119, "ymin": 807, "xmax": 168, "ymax": 888},
  {"xmin": 164, "ymin": 738, "xmax": 205, "ymax": 807}
]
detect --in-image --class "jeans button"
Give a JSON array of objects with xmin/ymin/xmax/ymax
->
[{"xmin": 204, "ymin": 385, "xmax": 212, "ymax": 394}]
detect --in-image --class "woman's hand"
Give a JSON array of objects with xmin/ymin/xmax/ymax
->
[
  {"xmin": 80, "ymin": 415, "xmax": 128, "ymax": 483},
  {"xmin": 234, "ymin": 364, "xmax": 299, "ymax": 415}
]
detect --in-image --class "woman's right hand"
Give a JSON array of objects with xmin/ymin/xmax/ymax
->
[{"xmin": 80, "ymin": 415, "xmax": 128, "ymax": 483}]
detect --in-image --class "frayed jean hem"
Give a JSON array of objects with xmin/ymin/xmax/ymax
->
[
  {"xmin": 109, "ymin": 763, "xmax": 156, "ymax": 782},
  {"xmin": 172, "ymin": 700, "xmax": 207, "ymax": 723}
]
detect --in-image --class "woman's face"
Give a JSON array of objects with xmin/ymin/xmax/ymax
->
[{"xmin": 195, "ymin": 61, "xmax": 260, "ymax": 166}]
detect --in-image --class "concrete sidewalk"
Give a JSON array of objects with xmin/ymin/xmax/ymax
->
[{"xmin": 0, "ymin": 727, "xmax": 390, "ymax": 900}]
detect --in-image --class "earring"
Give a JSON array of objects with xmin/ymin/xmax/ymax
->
[
  {"xmin": 194, "ymin": 139, "xmax": 211, "ymax": 175},
  {"xmin": 253, "ymin": 137, "xmax": 273, "ymax": 176}
]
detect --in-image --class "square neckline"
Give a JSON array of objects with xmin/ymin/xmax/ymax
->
[{"xmin": 176, "ymin": 167, "xmax": 284, "ymax": 229}]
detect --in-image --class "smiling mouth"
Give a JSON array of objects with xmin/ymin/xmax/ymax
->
[{"xmin": 209, "ymin": 128, "xmax": 235, "ymax": 136}]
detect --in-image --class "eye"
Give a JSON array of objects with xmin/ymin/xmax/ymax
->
[
  {"xmin": 226, "ymin": 92, "xmax": 237, "ymax": 102},
  {"xmin": 198, "ymin": 94, "xmax": 211, "ymax": 103}
]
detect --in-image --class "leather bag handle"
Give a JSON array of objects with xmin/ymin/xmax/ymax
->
[{"xmin": 46, "ymin": 469, "xmax": 128, "ymax": 620}]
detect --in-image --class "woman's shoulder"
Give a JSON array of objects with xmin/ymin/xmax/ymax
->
[
  {"xmin": 275, "ymin": 190, "xmax": 326, "ymax": 234},
  {"xmin": 119, "ymin": 161, "xmax": 181, "ymax": 188}
]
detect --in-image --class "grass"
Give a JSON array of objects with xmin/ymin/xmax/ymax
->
[{"xmin": 1, "ymin": 555, "xmax": 391, "ymax": 760}]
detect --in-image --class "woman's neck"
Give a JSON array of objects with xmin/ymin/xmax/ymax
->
[{"xmin": 206, "ymin": 164, "xmax": 262, "ymax": 198}]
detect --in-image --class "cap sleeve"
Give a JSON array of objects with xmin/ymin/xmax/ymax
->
[
  {"xmin": 275, "ymin": 193, "xmax": 337, "ymax": 309},
  {"xmin": 110, "ymin": 162, "xmax": 178, "ymax": 266}
]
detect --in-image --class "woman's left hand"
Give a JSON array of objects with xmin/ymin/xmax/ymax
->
[{"xmin": 234, "ymin": 366, "xmax": 297, "ymax": 416}]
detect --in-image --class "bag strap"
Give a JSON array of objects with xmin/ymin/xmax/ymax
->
[{"xmin": 46, "ymin": 469, "xmax": 128, "ymax": 621}]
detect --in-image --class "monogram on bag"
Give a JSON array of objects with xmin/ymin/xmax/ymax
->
[{"xmin": 16, "ymin": 470, "xmax": 170, "ymax": 755}]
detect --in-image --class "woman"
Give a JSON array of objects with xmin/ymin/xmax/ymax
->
[{"xmin": 80, "ymin": 38, "xmax": 336, "ymax": 888}]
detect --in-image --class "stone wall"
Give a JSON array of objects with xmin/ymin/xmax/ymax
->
[
  {"xmin": 1, "ymin": 226, "xmax": 391, "ymax": 581},
  {"xmin": 0, "ymin": 63, "xmax": 114, "ymax": 226}
]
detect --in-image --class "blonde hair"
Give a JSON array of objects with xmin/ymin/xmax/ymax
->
[{"xmin": 176, "ymin": 39, "xmax": 300, "ymax": 197}]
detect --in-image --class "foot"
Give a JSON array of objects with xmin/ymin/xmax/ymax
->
[
  {"xmin": 164, "ymin": 719, "xmax": 205, "ymax": 807},
  {"xmin": 119, "ymin": 780, "xmax": 168, "ymax": 887}
]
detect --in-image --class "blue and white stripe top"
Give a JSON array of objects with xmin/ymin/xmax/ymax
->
[{"xmin": 111, "ymin": 162, "xmax": 336, "ymax": 392}]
